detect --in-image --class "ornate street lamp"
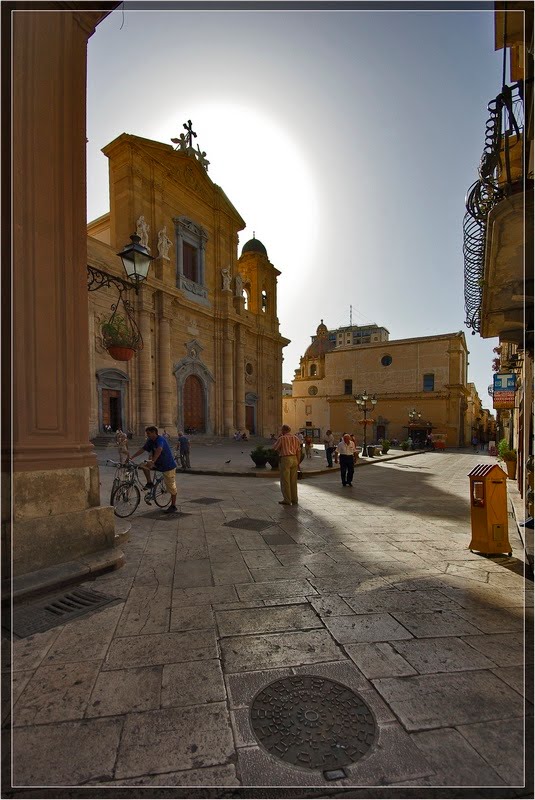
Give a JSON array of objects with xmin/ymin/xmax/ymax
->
[
  {"xmin": 354, "ymin": 391, "xmax": 378, "ymax": 455},
  {"xmin": 117, "ymin": 233, "xmax": 155, "ymax": 293},
  {"xmin": 407, "ymin": 409, "xmax": 422, "ymax": 448}
]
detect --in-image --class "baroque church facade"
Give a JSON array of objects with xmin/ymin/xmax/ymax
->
[{"xmin": 88, "ymin": 131, "xmax": 288, "ymax": 439}]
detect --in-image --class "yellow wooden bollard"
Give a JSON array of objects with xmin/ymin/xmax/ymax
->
[{"xmin": 468, "ymin": 464, "xmax": 512, "ymax": 556}]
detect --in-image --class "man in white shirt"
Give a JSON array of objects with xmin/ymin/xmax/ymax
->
[
  {"xmin": 323, "ymin": 429, "xmax": 335, "ymax": 467},
  {"xmin": 336, "ymin": 433, "xmax": 356, "ymax": 487}
]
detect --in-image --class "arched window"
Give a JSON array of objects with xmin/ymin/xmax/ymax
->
[
  {"xmin": 310, "ymin": 364, "xmax": 317, "ymax": 377},
  {"xmin": 261, "ymin": 289, "xmax": 267, "ymax": 313},
  {"xmin": 243, "ymin": 286, "xmax": 250, "ymax": 310}
]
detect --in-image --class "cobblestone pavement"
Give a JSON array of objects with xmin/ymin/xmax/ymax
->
[{"xmin": 7, "ymin": 450, "xmax": 534, "ymax": 792}]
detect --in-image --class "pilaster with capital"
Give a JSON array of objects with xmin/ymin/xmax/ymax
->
[
  {"xmin": 157, "ymin": 291, "xmax": 173, "ymax": 430},
  {"xmin": 235, "ymin": 325, "xmax": 246, "ymax": 431},
  {"xmin": 223, "ymin": 322, "xmax": 235, "ymax": 434},
  {"xmin": 137, "ymin": 289, "xmax": 155, "ymax": 429}
]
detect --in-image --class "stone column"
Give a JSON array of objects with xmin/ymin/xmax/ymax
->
[
  {"xmin": 10, "ymin": 9, "xmax": 115, "ymax": 577},
  {"xmin": 157, "ymin": 292, "xmax": 173, "ymax": 431},
  {"xmin": 235, "ymin": 325, "xmax": 245, "ymax": 431},
  {"xmin": 137, "ymin": 289, "xmax": 154, "ymax": 429},
  {"xmin": 223, "ymin": 323, "xmax": 234, "ymax": 435}
]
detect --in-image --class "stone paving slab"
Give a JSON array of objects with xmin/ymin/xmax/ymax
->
[
  {"xmin": 42, "ymin": 604, "xmax": 123, "ymax": 664},
  {"xmin": 344, "ymin": 642, "xmax": 418, "ymax": 678},
  {"xmin": 451, "ymin": 604, "xmax": 525, "ymax": 633},
  {"xmin": 410, "ymin": 727, "xmax": 506, "ymax": 786},
  {"xmin": 235, "ymin": 578, "xmax": 317, "ymax": 601},
  {"xmin": 308, "ymin": 594, "xmax": 355, "ymax": 616},
  {"xmin": 220, "ymin": 629, "xmax": 343, "ymax": 673},
  {"xmin": 456, "ymin": 717, "xmax": 526, "ymax": 785},
  {"xmin": 322, "ymin": 613, "xmax": 414, "ymax": 644},
  {"xmin": 13, "ymin": 660, "xmax": 101, "ymax": 726},
  {"xmin": 215, "ymin": 604, "xmax": 321, "ymax": 637},
  {"xmin": 114, "ymin": 703, "xmax": 235, "ymax": 779},
  {"xmin": 391, "ymin": 636, "xmax": 498, "ymax": 673},
  {"xmin": 390, "ymin": 610, "xmax": 484, "ymax": 638},
  {"xmin": 103, "ymin": 630, "xmax": 218, "ymax": 670},
  {"xmin": 13, "ymin": 716, "xmax": 124, "ymax": 784},
  {"xmin": 372, "ymin": 670, "xmax": 526, "ymax": 730},
  {"xmin": 161, "ymin": 659, "xmax": 226, "ymax": 707},
  {"xmin": 86, "ymin": 664, "xmax": 162, "ymax": 718},
  {"xmin": 115, "ymin": 584, "xmax": 171, "ymax": 636},
  {"xmin": 94, "ymin": 763, "xmax": 240, "ymax": 786},
  {"xmin": 171, "ymin": 585, "xmax": 239, "ymax": 606},
  {"xmin": 173, "ymin": 558, "xmax": 214, "ymax": 588},
  {"xmin": 169, "ymin": 604, "xmax": 214, "ymax": 632},
  {"xmin": 460, "ymin": 632, "xmax": 528, "ymax": 666},
  {"xmin": 490, "ymin": 664, "xmax": 531, "ymax": 699},
  {"xmin": 343, "ymin": 589, "xmax": 459, "ymax": 615}
]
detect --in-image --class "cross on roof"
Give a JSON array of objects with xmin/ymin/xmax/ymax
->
[{"xmin": 183, "ymin": 119, "xmax": 197, "ymax": 148}]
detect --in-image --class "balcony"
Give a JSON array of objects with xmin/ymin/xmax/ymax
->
[{"xmin": 463, "ymin": 82, "xmax": 533, "ymax": 346}]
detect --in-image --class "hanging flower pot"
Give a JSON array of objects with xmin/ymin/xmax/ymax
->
[
  {"xmin": 107, "ymin": 345, "xmax": 136, "ymax": 362},
  {"xmin": 101, "ymin": 301, "xmax": 143, "ymax": 361}
]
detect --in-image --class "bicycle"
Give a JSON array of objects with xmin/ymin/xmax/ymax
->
[{"xmin": 107, "ymin": 459, "xmax": 171, "ymax": 517}]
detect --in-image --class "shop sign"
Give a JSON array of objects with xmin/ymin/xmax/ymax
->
[
  {"xmin": 493, "ymin": 391, "xmax": 515, "ymax": 409},
  {"xmin": 493, "ymin": 373, "xmax": 516, "ymax": 391}
]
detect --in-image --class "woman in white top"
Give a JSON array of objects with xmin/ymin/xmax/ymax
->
[{"xmin": 336, "ymin": 433, "xmax": 356, "ymax": 487}]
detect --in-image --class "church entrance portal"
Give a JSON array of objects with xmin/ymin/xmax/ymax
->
[
  {"xmin": 184, "ymin": 374, "xmax": 205, "ymax": 432},
  {"xmin": 101, "ymin": 389, "xmax": 122, "ymax": 430},
  {"xmin": 246, "ymin": 405, "xmax": 255, "ymax": 435}
]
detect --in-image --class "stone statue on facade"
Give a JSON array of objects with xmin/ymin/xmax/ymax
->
[
  {"xmin": 136, "ymin": 215, "xmax": 150, "ymax": 251},
  {"xmin": 235, "ymin": 273, "xmax": 243, "ymax": 297},
  {"xmin": 157, "ymin": 226, "xmax": 172, "ymax": 260},
  {"xmin": 196, "ymin": 145, "xmax": 210, "ymax": 171},
  {"xmin": 221, "ymin": 268, "xmax": 232, "ymax": 291}
]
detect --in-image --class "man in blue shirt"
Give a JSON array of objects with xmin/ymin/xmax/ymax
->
[{"xmin": 131, "ymin": 426, "xmax": 178, "ymax": 513}]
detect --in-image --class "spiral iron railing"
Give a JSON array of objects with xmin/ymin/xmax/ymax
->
[{"xmin": 463, "ymin": 83, "xmax": 524, "ymax": 333}]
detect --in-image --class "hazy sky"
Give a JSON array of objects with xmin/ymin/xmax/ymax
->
[{"xmin": 87, "ymin": 4, "xmax": 504, "ymax": 405}]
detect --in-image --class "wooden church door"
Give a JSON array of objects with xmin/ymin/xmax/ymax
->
[{"xmin": 183, "ymin": 375, "xmax": 205, "ymax": 433}]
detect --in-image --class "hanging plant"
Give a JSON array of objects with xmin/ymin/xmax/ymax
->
[{"xmin": 101, "ymin": 296, "xmax": 143, "ymax": 362}]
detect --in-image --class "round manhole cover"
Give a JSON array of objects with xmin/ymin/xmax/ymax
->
[{"xmin": 250, "ymin": 675, "xmax": 377, "ymax": 771}]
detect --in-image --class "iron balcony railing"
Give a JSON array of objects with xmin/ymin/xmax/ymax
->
[{"xmin": 463, "ymin": 82, "xmax": 524, "ymax": 334}]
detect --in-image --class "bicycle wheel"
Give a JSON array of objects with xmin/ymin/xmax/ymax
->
[
  {"xmin": 111, "ymin": 482, "xmax": 140, "ymax": 518},
  {"xmin": 110, "ymin": 477, "xmax": 120, "ymax": 505},
  {"xmin": 153, "ymin": 479, "xmax": 170, "ymax": 508}
]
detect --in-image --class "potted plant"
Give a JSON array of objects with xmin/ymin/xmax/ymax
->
[
  {"xmin": 101, "ymin": 314, "xmax": 140, "ymax": 361},
  {"xmin": 498, "ymin": 439, "xmax": 517, "ymax": 479},
  {"xmin": 250, "ymin": 445, "xmax": 269, "ymax": 468},
  {"xmin": 401, "ymin": 440, "xmax": 410, "ymax": 451},
  {"xmin": 264, "ymin": 448, "xmax": 280, "ymax": 470},
  {"xmin": 381, "ymin": 439, "xmax": 391, "ymax": 455}
]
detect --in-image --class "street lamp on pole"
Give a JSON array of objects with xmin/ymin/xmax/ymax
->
[
  {"xmin": 354, "ymin": 391, "xmax": 378, "ymax": 455},
  {"xmin": 407, "ymin": 409, "xmax": 422, "ymax": 448}
]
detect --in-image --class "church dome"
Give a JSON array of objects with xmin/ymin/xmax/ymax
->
[
  {"xmin": 304, "ymin": 320, "xmax": 334, "ymax": 358},
  {"xmin": 241, "ymin": 234, "xmax": 267, "ymax": 257}
]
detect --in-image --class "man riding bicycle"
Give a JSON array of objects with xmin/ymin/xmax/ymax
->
[{"xmin": 130, "ymin": 425, "xmax": 178, "ymax": 514}]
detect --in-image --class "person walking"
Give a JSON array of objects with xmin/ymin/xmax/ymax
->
[
  {"xmin": 130, "ymin": 426, "xmax": 178, "ymax": 514},
  {"xmin": 304, "ymin": 434, "xmax": 313, "ymax": 459},
  {"xmin": 337, "ymin": 433, "xmax": 356, "ymax": 487},
  {"xmin": 273, "ymin": 425, "xmax": 301, "ymax": 506},
  {"xmin": 323, "ymin": 429, "xmax": 335, "ymax": 467},
  {"xmin": 115, "ymin": 428, "xmax": 129, "ymax": 464},
  {"xmin": 177, "ymin": 431, "xmax": 191, "ymax": 471}
]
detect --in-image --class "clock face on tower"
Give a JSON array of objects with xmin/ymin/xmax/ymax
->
[{"xmin": 308, "ymin": 386, "xmax": 318, "ymax": 396}]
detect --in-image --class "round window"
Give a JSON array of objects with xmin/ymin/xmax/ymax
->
[
  {"xmin": 381, "ymin": 355, "xmax": 392, "ymax": 367},
  {"xmin": 245, "ymin": 362, "xmax": 253, "ymax": 375},
  {"xmin": 308, "ymin": 386, "xmax": 318, "ymax": 396}
]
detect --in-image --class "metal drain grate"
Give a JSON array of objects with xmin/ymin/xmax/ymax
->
[
  {"xmin": 250, "ymin": 675, "xmax": 377, "ymax": 771},
  {"xmin": 223, "ymin": 517, "xmax": 274, "ymax": 532},
  {"xmin": 10, "ymin": 588, "xmax": 121, "ymax": 639},
  {"xmin": 189, "ymin": 497, "xmax": 224, "ymax": 505}
]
